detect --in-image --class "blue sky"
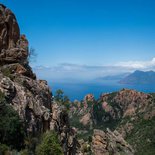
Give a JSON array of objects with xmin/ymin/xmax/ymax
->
[{"xmin": 1, "ymin": 0, "xmax": 155, "ymax": 81}]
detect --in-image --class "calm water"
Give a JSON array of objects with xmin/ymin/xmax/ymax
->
[{"xmin": 49, "ymin": 80, "xmax": 155, "ymax": 101}]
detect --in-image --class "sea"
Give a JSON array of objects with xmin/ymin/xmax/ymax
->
[{"xmin": 49, "ymin": 80, "xmax": 155, "ymax": 101}]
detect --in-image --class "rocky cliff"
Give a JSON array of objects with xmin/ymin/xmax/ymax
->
[
  {"xmin": 0, "ymin": 4, "xmax": 51, "ymax": 135},
  {"xmin": 0, "ymin": 4, "xmax": 78, "ymax": 154}
]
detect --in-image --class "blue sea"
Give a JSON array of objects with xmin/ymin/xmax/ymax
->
[{"xmin": 49, "ymin": 80, "xmax": 155, "ymax": 101}]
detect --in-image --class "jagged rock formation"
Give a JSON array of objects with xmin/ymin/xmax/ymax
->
[
  {"xmin": 0, "ymin": 4, "xmax": 51, "ymax": 135},
  {"xmin": 69, "ymin": 89, "xmax": 155, "ymax": 154},
  {"xmin": 0, "ymin": 4, "xmax": 26, "ymax": 62},
  {"xmin": 99, "ymin": 89, "xmax": 155, "ymax": 138},
  {"xmin": 70, "ymin": 94, "xmax": 94, "ymax": 128},
  {"xmin": 0, "ymin": 4, "xmax": 79, "ymax": 154},
  {"xmin": 92, "ymin": 129, "xmax": 134, "ymax": 155},
  {"xmin": 50, "ymin": 103, "xmax": 79, "ymax": 154},
  {"xmin": 0, "ymin": 4, "xmax": 35, "ymax": 78}
]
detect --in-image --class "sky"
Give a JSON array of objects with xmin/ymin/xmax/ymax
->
[{"xmin": 1, "ymin": 0, "xmax": 155, "ymax": 81}]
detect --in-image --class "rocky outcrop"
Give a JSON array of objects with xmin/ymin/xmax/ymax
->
[
  {"xmin": 91, "ymin": 129, "xmax": 134, "ymax": 155},
  {"xmin": 0, "ymin": 4, "xmax": 35, "ymax": 79},
  {"xmin": 0, "ymin": 4, "xmax": 81, "ymax": 155},
  {"xmin": 69, "ymin": 89, "xmax": 155, "ymax": 154},
  {"xmin": 0, "ymin": 4, "xmax": 80, "ymax": 154},
  {"xmin": 0, "ymin": 4, "xmax": 28, "ymax": 63},
  {"xmin": 113, "ymin": 89, "xmax": 153, "ymax": 118},
  {"xmin": 50, "ymin": 103, "xmax": 79, "ymax": 155},
  {"xmin": 84, "ymin": 94, "xmax": 94, "ymax": 102},
  {"xmin": 96, "ymin": 89, "xmax": 155, "ymax": 138},
  {"xmin": 0, "ymin": 4, "xmax": 51, "ymax": 135},
  {"xmin": 0, "ymin": 69, "xmax": 51, "ymax": 135},
  {"xmin": 80, "ymin": 113, "xmax": 91, "ymax": 126}
]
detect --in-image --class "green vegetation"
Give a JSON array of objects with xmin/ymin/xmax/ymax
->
[
  {"xmin": 81, "ymin": 143, "xmax": 91, "ymax": 154},
  {"xmin": 77, "ymin": 130, "xmax": 93, "ymax": 142},
  {"xmin": 1, "ymin": 67, "xmax": 14, "ymax": 80},
  {"xmin": 20, "ymin": 149, "xmax": 30, "ymax": 155},
  {"xmin": 55, "ymin": 89, "xmax": 70, "ymax": 110},
  {"xmin": 0, "ymin": 95, "xmax": 25, "ymax": 150},
  {"xmin": 0, "ymin": 143, "xmax": 9, "ymax": 154},
  {"xmin": 55, "ymin": 89, "xmax": 64, "ymax": 102},
  {"xmin": 126, "ymin": 117, "xmax": 155, "ymax": 155},
  {"xmin": 35, "ymin": 131, "xmax": 63, "ymax": 155},
  {"xmin": 0, "ymin": 89, "xmax": 69, "ymax": 154},
  {"xmin": 70, "ymin": 114, "xmax": 85, "ymax": 130}
]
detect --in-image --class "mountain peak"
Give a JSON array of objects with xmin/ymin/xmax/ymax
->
[{"xmin": 119, "ymin": 70, "xmax": 155, "ymax": 85}]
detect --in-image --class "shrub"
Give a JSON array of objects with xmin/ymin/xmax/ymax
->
[
  {"xmin": 35, "ymin": 131, "xmax": 63, "ymax": 155},
  {"xmin": 0, "ymin": 100, "xmax": 25, "ymax": 150},
  {"xmin": 0, "ymin": 143, "xmax": 9, "ymax": 154},
  {"xmin": 20, "ymin": 149, "xmax": 29, "ymax": 155},
  {"xmin": 1, "ymin": 68, "xmax": 14, "ymax": 80}
]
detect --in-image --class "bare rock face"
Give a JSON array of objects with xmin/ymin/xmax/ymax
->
[
  {"xmin": 0, "ymin": 4, "xmax": 29, "ymax": 64},
  {"xmin": 80, "ymin": 113, "xmax": 91, "ymax": 126},
  {"xmin": 100, "ymin": 89, "xmax": 153, "ymax": 118},
  {"xmin": 0, "ymin": 4, "xmax": 20, "ymax": 50},
  {"xmin": 113, "ymin": 89, "xmax": 152, "ymax": 117},
  {"xmin": 0, "ymin": 72, "xmax": 51, "ymax": 133},
  {"xmin": 91, "ymin": 129, "xmax": 134, "ymax": 155},
  {"xmin": 0, "ymin": 4, "xmax": 35, "ymax": 80},
  {"xmin": 0, "ymin": 4, "xmax": 51, "ymax": 135}
]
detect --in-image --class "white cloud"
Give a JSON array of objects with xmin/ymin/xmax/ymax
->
[
  {"xmin": 33, "ymin": 57, "xmax": 155, "ymax": 82},
  {"xmin": 116, "ymin": 57, "xmax": 155, "ymax": 70}
]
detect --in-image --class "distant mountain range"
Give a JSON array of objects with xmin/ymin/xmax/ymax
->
[
  {"xmin": 96, "ymin": 73, "xmax": 130, "ymax": 81},
  {"xmin": 119, "ymin": 70, "xmax": 155, "ymax": 85}
]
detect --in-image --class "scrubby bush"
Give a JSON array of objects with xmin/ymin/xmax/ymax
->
[
  {"xmin": 0, "ymin": 143, "xmax": 9, "ymax": 154},
  {"xmin": 35, "ymin": 131, "xmax": 63, "ymax": 155},
  {"xmin": 1, "ymin": 68, "xmax": 14, "ymax": 80},
  {"xmin": 20, "ymin": 149, "xmax": 29, "ymax": 155},
  {"xmin": 54, "ymin": 89, "xmax": 70, "ymax": 110},
  {"xmin": 0, "ymin": 91, "xmax": 25, "ymax": 150},
  {"xmin": 55, "ymin": 89, "xmax": 64, "ymax": 103}
]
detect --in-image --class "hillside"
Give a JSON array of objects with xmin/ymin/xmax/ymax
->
[
  {"xmin": 119, "ymin": 70, "xmax": 155, "ymax": 85},
  {"xmin": 69, "ymin": 89, "xmax": 155, "ymax": 154}
]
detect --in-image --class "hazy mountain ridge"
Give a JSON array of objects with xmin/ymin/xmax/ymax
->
[
  {"xmin": 96, "ymin": 73, "xmax": 130, "ymax": 81},
  {"xmin": 119, "ymin": 70, "xmax": 155, "ymax": 85}
]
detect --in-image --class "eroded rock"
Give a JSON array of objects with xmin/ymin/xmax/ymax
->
[{"xmin": 91, "ymin": 129, "xmax": 134, "ymax": 155}]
